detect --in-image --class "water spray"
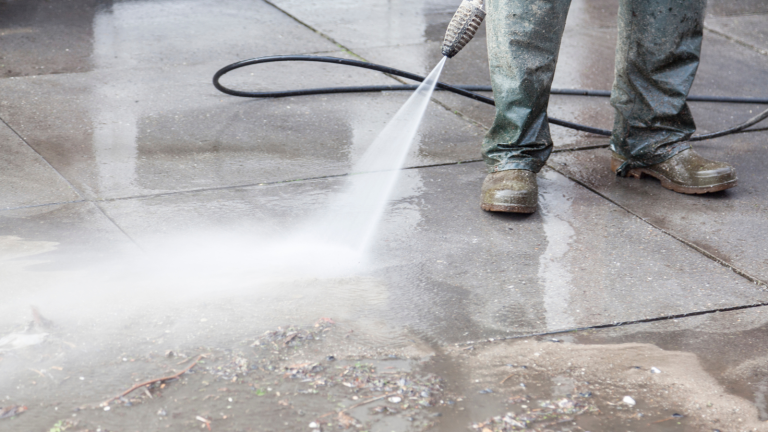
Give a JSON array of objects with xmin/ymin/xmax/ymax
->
[{"xmin": 441, "ymin": 0, "xmax": 486, "ymax": 59}]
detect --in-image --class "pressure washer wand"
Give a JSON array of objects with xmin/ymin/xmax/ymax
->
[{"xmin": 442, "ymin": 0, "xmax": 486, "ymax": 58}]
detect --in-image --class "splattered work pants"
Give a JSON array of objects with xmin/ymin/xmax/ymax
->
[{"xmin": 482, "ymin": 0, "xmax": 704, "ymax": 174}]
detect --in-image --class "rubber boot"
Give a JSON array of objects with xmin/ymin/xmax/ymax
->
[
  {"xmin": 610, "ymin": 148, "xmax": 737, "ymax": 194},
  {"xmin": 480, "ymin": 170, "xmax": 538, "ymax": 213}
]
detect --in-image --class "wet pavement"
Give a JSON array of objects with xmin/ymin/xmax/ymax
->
[{"xmin": 1, "ymin": 0, "xmax": 768, "ymax": 431}]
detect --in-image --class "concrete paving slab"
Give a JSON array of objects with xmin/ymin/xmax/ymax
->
[
  {"xmin": 268, "ymin": 0, "xmax": 483, "ymax": 50},
  {"xmin": 0, "ymin": 122, "xmax": 80, "ymax": 210},
  {"xmin": 707, "ymin": 0, "xmax": 768, "ymax": 17},
  {"xmin": 689, "ymin": 31, "xmax": 768, "ymax": 131},
  {"xmin": 0, "ymin": 0, "xmax": 338, "ymax": 78},
  {"xmin": 707, "ymin": 14, "xmax": 768, "ymax": 55},
  {"xmin": 548, "ymin": 130, "xmax": 768, "ymax": 283},
  {"xmin": 0, "ymin": 58, "xmax": 484, "ymax": 200},
  {"xmin": 88, "ymin": 163, "xmax": 768, "ymax": 344}
]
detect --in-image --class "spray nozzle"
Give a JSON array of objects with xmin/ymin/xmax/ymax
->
[{"xmin": 441, "ymin": 0, "xmax": 485, "ymax": 58}]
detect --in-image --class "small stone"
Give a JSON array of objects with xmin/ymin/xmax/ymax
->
[
  {"xmin": 651, "ymin": 367, "xmax": 661, "ymax": 374},
  {"xmin": 388, "ymin": 396, "xmax": 402, "ymax": 403},
  {"xmin": 308, "ymin": 421, "xmax": 319, "ymax": 428},
  {"xmin": 623, "ymin": 396, "xmax": 636, "ymax": 406},
  {"xmin": 157, "ymin": 409, "xmax": 167, "ymax": 416},
  {"xmin": 103, "ymin": 406, "xmax": 111, "ymax": 411}
]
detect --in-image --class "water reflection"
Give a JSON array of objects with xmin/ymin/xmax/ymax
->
[{"xmin": 538, "ymin": 170, "xmax": 576, "ymax": 331}]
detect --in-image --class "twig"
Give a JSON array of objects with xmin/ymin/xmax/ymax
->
[
  {"xmin": 500, "ymin": 373, "xmax": 516, "ymax": 385},
  {"xmin": 649, "ymin": 415, "xmax": 683, "ymax": 425},
  {"xmin": 344, "ymin": 392, "xmax": 398, "ymax": 412},
  {"xmin": 317, "ymin": 392, "xmax": 399, "ymax": 419},
  {"xmin": 101, "ymin": 354, "xmax": 204, "ymax": 406},
  {"xmin": 196, "ymin": 415, "xmax": 212, "ymax": 430}
]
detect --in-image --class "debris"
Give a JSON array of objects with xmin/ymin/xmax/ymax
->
[
  {"xmin": 387, "ymin": 396, "xmax": 402, "ymax": 403},
  {"xmin": 471, "ymin": 394, "xmax": 598, "ymax": 431},
  {"xmin": 308, "ymin": 421, "xmax": 319, "ymax": 428},
  {"xmin": 0, "ymin": 405, "xmax": 27, "ymax": 419},
  {"xmin": 0, "ymin": 332, "xmax": 48, "ymax": 351},
  {"xmin": 371, "ymin": 405, "xmax": 398, "ymax": 415},
  {"xmin": 48, "ymin": 419, "xmax": 79, "ymax": 431},
  {"xmin": 100, "ymin": 354, "xmax": 205, "ymax": 407},
  {"xmin": 649, "ymin": 413, "xmax": 685, "ymax": 425},
  {"xmin": 196, "ymin": 415, "xmax": 211, "ymax": 430},
  {"xmin": 623, "ymin": 396, "xmax": 636, "ymax": 406},
  {"xmin": 337, "ymin": 411, "xmax": 360, "ymax": 428},
  {"xmin": 346, "ymin": 393, "xmax": 398, "ymax": 411},
  {"xmin": 478, "ymin": 388, "xmax": 493, "ymax": 394},
  {"xmin": 31, "ymin": 306, "xmax": 54, "ymax": 329},
  {"xmin": 650, "ymin": 367, "xmax": 661, "ymax": 374}
]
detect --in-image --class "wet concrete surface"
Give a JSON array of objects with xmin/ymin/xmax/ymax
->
[
  {"xmin": 1, "ymin": 0, "xmax": 768, "ymax": 430},
  {"xmin": 548, "ymin": 132, "xmax": 768, "ymax": 283},
  {"xmin": 0, "ymin": 122, "xmax": 80, "ymax": 210},
  {"xmin": 0, "ymin": 58, "xmax": 483, "ymax": 200}
]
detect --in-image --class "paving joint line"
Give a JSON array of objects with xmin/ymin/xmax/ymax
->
[
  {"xmin": 1, "ymin": 146, "xmax": 608, "ymax": 212},
  {"xmin": 2, "ymin": 200, "xmax": 87, "ymax": 213},
  {"xmin": 546, "ymin": 163, "xmax": 768, "ymax": 289},
  {"xmin": 261, "ymin": 0, "xmax": 366, "ymax": 61},
  {"xmin": 91, "ymin": 202, "xmax": 146, "ymax": 252},
  {"xmin": 0, "ymin": 116, "xmax": 85, "ymax": 201},
  {"xmin": 0, "ymin": 117, "xmax": 146, "ymax": 249},
  {"xmin": 704, "ymin": 25, "xmax": 768, "ymax": 57},
  {"xmin": 456, "ymin": 301, "xmax": 768, "ymax": 347},
  {"xmin": 86, "ymin": 160, "xmax": 484, "ymax": 204},
  {"xmin": 260, "ymin": 0, "xmax": 493, "ymax": 131}
]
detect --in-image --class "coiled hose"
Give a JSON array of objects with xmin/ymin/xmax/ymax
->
[{"xmin": 213, "ymin": 55, "xmax": 768, "ymax": 141}]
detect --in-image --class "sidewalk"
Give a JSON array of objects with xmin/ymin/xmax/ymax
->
[{"xmin": 1, "ymin": 0, "xmax": 767, "ymax": 430}]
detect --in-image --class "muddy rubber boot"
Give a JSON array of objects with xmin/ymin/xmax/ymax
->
[
  {"xmin": 611, "ymin": 149, "xmax": 737, "ymax": 194},
  {"xmin": 480, "ymin": 170, "xmax": 537, "ymax": 213}
]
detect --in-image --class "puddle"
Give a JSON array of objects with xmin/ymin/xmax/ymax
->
[
  {"xmin": 431, "ymin": 339, "xmax": 764, "ymax": 431},
  {"xmin": 4, "ymin": 312, "xmax": 767, "ymax": 431}
]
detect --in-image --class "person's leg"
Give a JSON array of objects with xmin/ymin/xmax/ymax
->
[
  {"xmin": 610, "ymin": 0, "xmax": 700, "ymax": 172},
  {"xmin": 482, "ymin": 0, "xmax": 572, "ymax": 173},
  {"xmin": 481, "ymin": 0, "xmax": 572, "ymax": 213},
  {"xmin": 610, "ymin": 0, "xmax": 737, "ymax": 193}
]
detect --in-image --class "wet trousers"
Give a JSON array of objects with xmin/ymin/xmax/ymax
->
[{"xmin": 482, "ymin": 0, "xmax": 705, "ymax": 174}]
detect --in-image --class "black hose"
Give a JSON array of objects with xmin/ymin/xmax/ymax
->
[{"xmin": 213, "ymin": 55, "xmax": 768, "ymax": 140}]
